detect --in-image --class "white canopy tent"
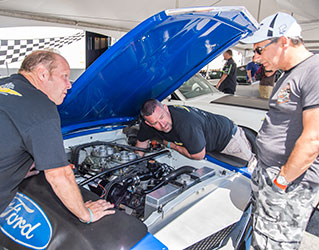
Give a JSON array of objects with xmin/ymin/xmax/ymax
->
[{"xmin": 0, "ymin": 0, "xmax": 318, "ymax": 51}]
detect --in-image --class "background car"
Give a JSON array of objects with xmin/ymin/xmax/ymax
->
[
  {"xmin": 208, "ymin": 70, "xmax": 223, "ymax": 79},
  {"xmin": 206, "ymin": 66, "xmax": 249, "ymax": 85}
]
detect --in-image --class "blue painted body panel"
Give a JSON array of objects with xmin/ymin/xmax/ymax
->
[
  {"xmin": 130, "ymin": 233, "xmax": 168, "ymax": 250},
  {"xmin": 58, "ymin": 7, "xmax": 257, "ymax": 135}
]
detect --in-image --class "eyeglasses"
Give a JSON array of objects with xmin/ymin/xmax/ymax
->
[{"xmin": 253, "ymin": 39, "xmax": 277, "ymax": 55}]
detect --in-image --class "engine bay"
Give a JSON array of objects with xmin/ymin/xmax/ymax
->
[
  {"xmin": 60, "ymin": 125, "xmax": 252, "ymax": 249},
  {"xmin": 69, "ymin": 139, "xmax": 216, "ymax": 221}
]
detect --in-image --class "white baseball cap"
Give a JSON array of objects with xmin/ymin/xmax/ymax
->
[{"xmin": 242, "ymin": 12, "xmax": 302, "ymax": 43}]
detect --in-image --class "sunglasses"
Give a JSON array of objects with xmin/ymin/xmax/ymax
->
[{"xmin": 253, "ymin": 39, "xmax": 277, "ymax": 55}]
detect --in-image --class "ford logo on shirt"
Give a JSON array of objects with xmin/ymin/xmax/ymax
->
[{"xmin": 0, "ymin": 192, "xmax": 52, "ymax": 249}]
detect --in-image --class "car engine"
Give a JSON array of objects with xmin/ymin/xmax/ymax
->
[{"xmin": 70, "ymin": 139, "xmax": 215, "ymax": 221}]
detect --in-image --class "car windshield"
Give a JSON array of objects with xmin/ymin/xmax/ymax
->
[{"xmin": 179, "ymin": 74, "xmax": 218, "ymax": 99}]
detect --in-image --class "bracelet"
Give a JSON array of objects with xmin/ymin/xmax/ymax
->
[
  {"xmin": 79, "ymin": 207, "xmax": 93, "ymax": 224},
  {"xmin": 167, "ymin": 142, "xmax": 170, "ymax": 148}
]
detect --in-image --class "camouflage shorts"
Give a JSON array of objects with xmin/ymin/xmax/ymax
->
[{"xmin": 250, "ymin": 165, "xmax": 318, "ymax": 250}]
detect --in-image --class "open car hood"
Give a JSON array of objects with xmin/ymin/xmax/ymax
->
[{"xmin": 58, "ymin": 6, "xmax": 257, "ymax": 135}]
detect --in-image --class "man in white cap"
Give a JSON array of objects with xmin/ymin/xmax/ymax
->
[{"xmin": 242, "ymin": 12, "xmax": 319, "ymax": 250}]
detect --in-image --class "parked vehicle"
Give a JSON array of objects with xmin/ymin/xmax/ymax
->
[
  {"xmin": 0, "ymin": 6, "xmax": 258, "ymax": 250},
  {"xmin": 207, "ymin": 66, "xmax": 250, "ymax": 85},
  {"xmin": 209, "ymin": 70, "xmax": 223, "ymax": 79}
]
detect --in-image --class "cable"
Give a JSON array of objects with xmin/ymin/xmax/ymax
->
[{"xmin": 98, "ymin": 182, "xmax": 107, "ymax": 198}]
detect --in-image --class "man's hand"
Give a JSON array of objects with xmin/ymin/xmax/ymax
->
[
  {"xmin": 84, "ymin": 200, "xmax": 115, "ymax": 223},
  {"xmin": 45, "ymin": 165, "xmax": 114, "ymax": 224},
  {"xmin": 24, "ymin": 162, "xmax": 40, "ymax": 179}
]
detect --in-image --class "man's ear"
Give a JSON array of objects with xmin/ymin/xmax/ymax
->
[
  {"xmin": 35, "ymin": 65, "xmax": 49, "ymax": 81},
  {"xmin": 280, "ymin": 36, "xmax": 290, "ymax": 48},
  {"xmin": 163, "ymin": 104, "xmax": 169, "ymax": 112}
]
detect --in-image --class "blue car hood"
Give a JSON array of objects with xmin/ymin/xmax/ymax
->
[{"xmin": 58, "ymin": 6, "xmax": 257, "ymax": 135}]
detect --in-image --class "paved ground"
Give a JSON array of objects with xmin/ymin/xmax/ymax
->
[{"xmin": 224, "ymin": 81, "xmax": 319, "ymax": 248}]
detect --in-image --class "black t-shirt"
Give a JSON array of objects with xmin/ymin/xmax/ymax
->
[
  {"xmin": 220, "ymin": 57, "xmax": 237, "ymax": 92},
  {"xmin": 0, "ymin": 74, "xmax": 69, "ymax": 213},
  {"xmin": 137, "ymin": 105, "xmax": 234, "ymax": 154}
]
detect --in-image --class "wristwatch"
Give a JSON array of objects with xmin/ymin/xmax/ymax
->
[{"xmin": 274, "ymin": 174, "xmax": 289, "ymax": 190}]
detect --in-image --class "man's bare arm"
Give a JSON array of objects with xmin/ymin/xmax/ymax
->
[
  {"xmin": 163, "ymin": 140, "xmax": 206, "ymax": 160},
  {"xmin": 45, "ymin": 165, "xmax": 115, "ymax": 223},
  {"xmin": 280, "ymin": 108, "xmax": 319, "ymax": 182},
  {"xmin": 247, "ymin": 70, "xmax": 252, "ymax": 83}
]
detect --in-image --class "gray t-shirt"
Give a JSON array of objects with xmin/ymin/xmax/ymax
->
[{"xmin": 256, "ymin": 54, "xmax": 319, "ymax": 186}]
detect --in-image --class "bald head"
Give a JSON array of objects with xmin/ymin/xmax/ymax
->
[
  {"xmin": 19, "ymin": 50, "xmax": 65, "ymax": 75},
  {"xmin": 19, "ymin": 50, "xmax": 71, "ymax": 105}
]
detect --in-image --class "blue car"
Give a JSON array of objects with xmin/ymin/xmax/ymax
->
[{"xmin": 0, "ymin": 6, "xmax": 257, "ymax": 250}]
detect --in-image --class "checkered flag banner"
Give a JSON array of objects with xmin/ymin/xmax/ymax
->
[{"xmin": 0, "ymin": 31, "xmax": 85, "ymax": 65}]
